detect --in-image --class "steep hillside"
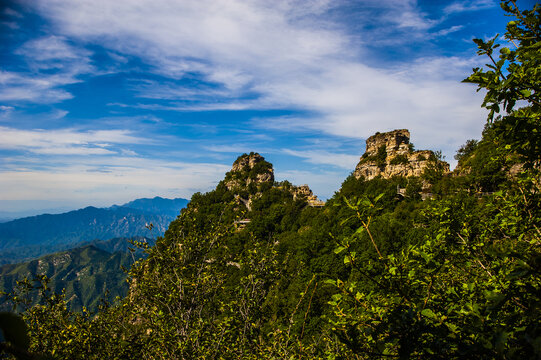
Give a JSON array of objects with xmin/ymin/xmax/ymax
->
[
  {"xmin": 0, "ymin": 238, "xmax": 148, "ymax": 312},
  {"xmin": 8, "ymin": 129, "xmax": 541, "ymax": 358}
]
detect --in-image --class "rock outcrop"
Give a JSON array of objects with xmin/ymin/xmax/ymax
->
[
  {"xmin": 292, "ymin": 185, "xmax": 325, "ymax": 207},
  {"xmin": 225, "ymin": 153, "xmax": 274, "ymax": 191},
  {"xmin": 354, "ymin": 129, "xmax": 449, "ymax": 180},
  {"xmin": 223, "ymin": 153, "xmax": 274, "ymax": 211}
]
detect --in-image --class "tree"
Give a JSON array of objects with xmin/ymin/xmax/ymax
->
[
  {"xmin": 326, "ymin": 1, "xmax": 541, "ymax": 357},
  {"xmin": 463, "ymin": 0, "xmax": 541, "ymax": 166}
]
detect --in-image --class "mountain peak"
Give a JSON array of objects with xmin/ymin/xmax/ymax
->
[
  {"xmin": 354, "ymin": 129, "xmax": 449, "ymax": 180},
  {"xmin": 225, "ymin": 153, "xmax": 274, "ymax": 192}
]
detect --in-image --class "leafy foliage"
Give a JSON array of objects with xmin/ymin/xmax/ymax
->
[
  {"xmin": 463, "ymin": 0, "xmax": 541, "ymax": 166},
  {"xmin": 0, "ymin": 238, "xmax": 148, "ymax": 313}
]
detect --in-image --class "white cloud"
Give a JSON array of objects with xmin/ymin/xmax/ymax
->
[
  {"xmin": 0, "ymin": 159, "xmax": 230, "ymax": 205},
  {"xmin": 4, "ymin": 8, "xmax": 23, "ymax": 18},
  {"xmin": 16, "ymin": 35, "xmax": 90, "ymax": 64},
  {"xmin": 28, "ymin": 0, "xmax": 349, "ymax": 84},
  {"xmin": 0, "ymin": 71, "xmax": 75, "ymax": 103},
  {"xmin": 444, "ymin": 0, "xmax": 496, "ymax": 14},
  {"xmin": 0, "ymin": 126, "xmax": 147, "ymax": 155},
  {"xmin": 204, "ymin": 144, "xmax": 267, "ymax": 154},
  {"xmin": 21, "ymin": 0, "xmax": 489, "ymax": 166},
  {"xmin": 433, "ymin": 25, "xmax": 464, "ymax": 37},
  {"xmin": 1, "ymin": 36, "xmax": 94, "ymax": 103},
  {"xmin": 35, "ymin": 1, "xmax": 484, "ymax": 154}
]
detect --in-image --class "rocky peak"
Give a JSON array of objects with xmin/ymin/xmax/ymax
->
[
  {"xmin": 231, "ymin": 152, "xmax": 265, "ymax": 172},
  {"xmin": 365, "ymin": 129, "xmax": 411, "ymax": 157},
  {"xmin": 225, "ymin": 153, "xmax": 274, "ymax": 191},
  {"xmin": 354, "ymin": 129, "xmax": 449, "ymax": 180},
  {"xmin": 292, "ymin": 185, "xmax": 325, "ymax": 207},
  {"xmin": 223, "ymin": 153, "xmax": 274, "ymax": 211}
]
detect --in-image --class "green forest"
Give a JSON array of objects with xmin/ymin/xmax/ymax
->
[{"xmin": 1, "ymin": 1, "xmax": 540, "ymax": 359}]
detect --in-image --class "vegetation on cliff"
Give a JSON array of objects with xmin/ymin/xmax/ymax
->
[{"xmin": 1, "ymin": 1, "xmax": 540, "ymax": 359}]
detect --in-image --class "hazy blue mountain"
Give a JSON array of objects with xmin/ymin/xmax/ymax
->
[
  {"xmin": 0, "ymin": 201, "xmax": 77, "ymax": 221},
  {"xmin": 0, "ymin": 237, "xmax": 151, "ymax": 312},
  {"xmin": 0, "ymin": 197, "xmax": 188, "ymax": 264},
  {"xmin": 116, "ymin": 196, "xmax": 189, "ymax": 218}
]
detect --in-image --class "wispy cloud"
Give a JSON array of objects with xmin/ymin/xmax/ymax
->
[
  {"xmin": 3, "ymin": 8, "xmax": 23, "ymax": 18},
  {"xmin": 16, "ymin": 35, "xmax": 92, "ymax": 67},
  {"xmin": 0, "ymin": 71, "xmax": 75, "ymax": 103},
  {"xmin": 0, "ymin": 126, "xmax": 147, "ymax": 155},
  {"xmin": 1, "ymin": 36, "xmax": 94, "ymax": 103},
  {"xmin": 383, "ymin": 0, "xmax": 439, "ymax": 30},
  {"xmin": 433, "ymin": 25, "xmax": 464, "ymax": 37},
  {"xmin": 204, "ymin": 144, "xmax": 267, "ymax": 154},
  {"xmin": 24, "ymin": 0, "xmax": 488, "ymax": 157},
  {"xmin": 444, "ymin": 0, "xmax": 496, "ymax": 14},
  {"xmin": 0, "ymin": 158, "xmax": 231, "ymax": 205}
]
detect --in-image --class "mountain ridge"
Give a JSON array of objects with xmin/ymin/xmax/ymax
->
[{"xmin": 0, "ymin": 197, "xmax": 188, "ymax": 264}]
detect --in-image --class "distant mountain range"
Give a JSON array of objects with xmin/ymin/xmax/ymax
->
[
  {"xmin": 0, "ymin": 197, "xmax": 188, "ymax": 264},
  {"xmin": 112, "ymin": 197, "xmax": 189, "ymax": 218},
  {"xmin": 0, "ymin": 237, "xmax": 154, "ymax": 312},
  {"xmin": 0, "ymin": 204, "xmax": 80, "ymax": 223}
]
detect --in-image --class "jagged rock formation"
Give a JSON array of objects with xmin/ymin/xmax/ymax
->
[
  {"xmin": 354, "ymin": 129, "xmax": 449, "ymax": 180},
  {"xmin": 223, "ymin": 153, "xmax": 326, "ymax": 210},
  {"xmin": 225, "ymin": 153, "xmax": 274, "ymax": 191},
  {"xmin": 223, "ymin": 153, "xmax": 274, "ymax": 211},
  {"xmin": 292, "ymin": 185, "xmax": 325, "ymax": 207}
]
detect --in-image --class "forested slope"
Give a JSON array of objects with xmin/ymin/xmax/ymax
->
[{"xmin": 0, "ymin": 237, "xmax": 152, "ymax": 313}]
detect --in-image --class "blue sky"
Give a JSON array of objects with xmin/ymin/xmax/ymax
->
[{"xmin": 0, "ymin": 0, "xmax": 535, "ymax": 214}]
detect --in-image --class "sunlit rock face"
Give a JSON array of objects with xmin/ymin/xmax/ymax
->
[
  {"xmin": 292, "ymin": 184, "xmax": 325, "ymax": 207},
  {"xmin": 223, "ymin": 153, "xmax": 275, "ymax": 211},
  {"xmin": 354, "ymin": 129, "xmax": 449, "ymax": 180},
  {"xmin": 225, "ymin": 153, "xmax": 274, "ymax": 191}
]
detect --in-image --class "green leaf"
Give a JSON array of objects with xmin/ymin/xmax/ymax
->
[
  {"xmin": 520, "ymin": 89, "xmax": 531, "ymax": 97},
  {"xmin": 334, "ymin": 246, "xmax": 347, "ymax": 254},
  {"xmin": 355, "ymin": 226, "xmax": 365, "ymax": 235},
  {"xmin": 421, "ymin": 308, "xmax": 437, "ymax": 320}
]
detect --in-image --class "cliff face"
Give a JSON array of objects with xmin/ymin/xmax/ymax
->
[
  {"xmin": 224, "ymin": 153, "xmax": 274, "ymax": 191},
  {"xmin": 292, "ymin": 185, "xmax": 325, "ymax": 207},
  {"xmin": 223, "ymin": 153, "xmax": 328, "ymax": 209},
  {"xmin": 354, "ymin": 129, "xmax": 449, "ymax": 180},
  {"xmin": 223, "ymin": 153, "xmax": 275, "ymax": 211}
]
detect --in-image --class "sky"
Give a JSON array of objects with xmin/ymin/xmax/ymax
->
[{"xmin": 0, "ymin": 0, "xmax": 536, "ymax": 216}]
